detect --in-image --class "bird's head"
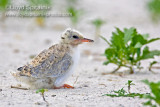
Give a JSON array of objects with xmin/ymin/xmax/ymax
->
[{"xmin": 61, "ymin": 28, "xmax": 94, "ymax": 46}]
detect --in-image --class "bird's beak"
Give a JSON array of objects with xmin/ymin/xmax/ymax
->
[{"xmin": 80, "ymin": 38, "xmax": 94, "ymax": 42}]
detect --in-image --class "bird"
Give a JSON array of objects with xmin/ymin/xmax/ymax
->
[{"xmin": 11, "ymin": 28, "xmax": 94, "ymax": 89}]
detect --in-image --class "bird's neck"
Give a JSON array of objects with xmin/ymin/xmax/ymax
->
[{"xmin": 60, "ymin": 42, "xmax": 79, "ymax": 48}]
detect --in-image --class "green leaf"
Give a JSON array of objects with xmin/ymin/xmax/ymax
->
[
  {"xmin": 103, "ymin": 61, "xmax": 110, "ymax": 65},
  {"xmin": 111, "ymin": 28, "xmax": 125, "ymax": 49},
  {"xmin": 131, "ymin": 34, "xmax": 148, "ymax": 46},
  {"xmin": 147, "ymin": 38, "xmax": 160, "ymax": 44},
  {"xmin": 134, "ymin": 42, "xmax": 142, "ymax": 48},
  {"xmin": 124, "ymin": 27, "xmax": 136, "ymax": 43},
  {"xmin": 143, "ymin": 100, "xmax": 153, "ymax": 106},
  {"xmin": 142, "ymin": 34, "xmax": 149, "ymax": 39},
  {"xmin": 141, "ymin": 46, "xmax": 160, "ymax": 59},
  {"xmin": 142, "ymin": 80, "xmax": 150, "ymax": 85},
  {"xmin": 100, "ymin": 36, "xmax": 111, "ymax": 45},
  {"xmin": 36, "ymin": 89, "xmax": 48, "ymax": 94}
]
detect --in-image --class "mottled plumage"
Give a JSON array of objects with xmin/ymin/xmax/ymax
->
[{"xmin": 11, "ymin": 28, "xmax": 94, "ymax": 89}]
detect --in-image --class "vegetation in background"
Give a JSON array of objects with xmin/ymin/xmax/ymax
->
[
  {"xmin": 141, "ymin": 80, "xmax": 160, "ymax": 107},
  {"xmin": 20, "ymin": 0, "xmax": 52, "ymax": 27},
  {"xmin": 66, "ymin": 0, "xmax": 83, "ymax": 27},
  {"xmin": 36, "ymin": 89, "xmax": 49, "ymax": 106},
  {"xmin": 147, "ymin": 0, "xmax": 160, "ymax": 22},
  {"xmin": 67, "ymin": 6, "xmax": 83, "ymax": 27},
  {"xmin": 30, "ymin": 0, "xmax": 52, "ymax": 27},
  {"xmin": 101, "ymin": 27, "xmax": 160, "ymax": 74},
  {"xmin": 0, "ymin": 0, "xmax": 10, "ymax": 21},
  {"xmin": 91, "ymin": 18, "xmax": 106, "ymax": 40}
]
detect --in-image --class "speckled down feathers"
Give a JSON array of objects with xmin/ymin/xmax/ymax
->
[{"xmin": 17, "ymin": 44, "xmax": 72, "ymax": 78}]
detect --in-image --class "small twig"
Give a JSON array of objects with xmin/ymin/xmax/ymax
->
[
  {"xmin": 11, "ymin": 85, "xmax": 28, "ymax": 90},
  {"xmin": 73, "ymin": 76, "xmax": 79, "ymax": 87},
  {"xmin": 151, "ymin": 66, "xmax": 160, "ymax": 69}
]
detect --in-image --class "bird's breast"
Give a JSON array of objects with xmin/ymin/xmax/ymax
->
[
  {"xmin": 71, "ymin": 46, "xmax": 80, "ymax": 65},
  {"xmin": 66, "ymin": 46, "xmax": 80, "ymax": 76}
]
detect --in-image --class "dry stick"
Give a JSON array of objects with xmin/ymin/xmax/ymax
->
[
  {"xmin": 73, "ymin": 76, "xmax": 79, "ymax": 87},
  {"xmin": 151, "ymin": 66, "xmax": 160, "ymax": 69},
  {"xmin": 11, "ymin": 85, "xmax": 28, "ymax": 90}
]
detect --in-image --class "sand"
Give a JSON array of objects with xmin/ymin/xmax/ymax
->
[{"xmin": 0, "ymin": 0, "xmax": 160, "ymax": 107}]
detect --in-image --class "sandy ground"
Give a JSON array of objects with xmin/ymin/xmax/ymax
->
[{"xmin": 0, "ymin": 0, "xmax": 160, "ymax": 107}]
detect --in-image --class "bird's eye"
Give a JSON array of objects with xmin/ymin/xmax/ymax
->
[{"xmin": 72, "ymin": 35, "xmax": 79, "ymax": 39}]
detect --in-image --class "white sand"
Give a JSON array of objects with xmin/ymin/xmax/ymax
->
[{"xmin": 0, "ymin": 0, "xmax": 160, "ymax": 107}]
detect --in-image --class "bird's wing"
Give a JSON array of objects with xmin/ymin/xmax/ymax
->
[{"xmin": 17, "ymin": 44, "xmax": 72, "ymax": 78}]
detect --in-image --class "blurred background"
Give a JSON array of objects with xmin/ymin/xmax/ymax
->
[
  {"xmin": 1, "ymin": 1, "xmax": 160, "ymax": 106},
  {"xmin": 0, "ymin": 0, "xmax": 160, "ymax": 71}
]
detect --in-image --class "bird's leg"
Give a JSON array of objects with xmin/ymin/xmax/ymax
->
[{"xmin": 53, "ymin": 84, "xmax": 74, "ymax": 89}]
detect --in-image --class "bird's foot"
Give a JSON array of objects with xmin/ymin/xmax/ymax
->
[
  {"xmin": 63, "ymin": 84, "xmax": 74, "ymax": 89},
  {"xmin": 54, "ymin": 84, "xmax": 74, "ymax": 89}
]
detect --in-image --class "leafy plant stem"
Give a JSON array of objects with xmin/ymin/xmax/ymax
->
[
  {"xmin": 111, "ymin": 65, "xmax": 121, "ymax": 73},
  {"xmin": 41, "ymin": 93, "xmax": 49, "ymax": 106},
  {"xmin": 36, "ymin": 89, "xmax": 49, "ymax": 107},
  {"xmin": 95, "ymin": 28, "xmax": 100, "ymax": 38},
  {"xmin": 149, "ymin": 61, "xmax": 158, "ymax": 73},
  {"xmin": 128, "ymin": 86, "xmax": 131, "ymax": 94},
  {"xmin": 129, "ymin": 66, "xmax": 134, "ymax": 74}
]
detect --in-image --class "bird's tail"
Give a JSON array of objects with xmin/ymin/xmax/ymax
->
[{"xmin": 10, "ymin": 69, "xmax": 20, "ymax": 77}]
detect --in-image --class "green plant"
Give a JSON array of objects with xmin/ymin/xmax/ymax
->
[
  {"xmin": 29, "ymin": 0, "xmax": 52, "ymax": 6},
  {"xmin": 104, "ymin": 80, "xmax": 146, "ymax": 98},
  {"xmin": 67, "ymin": 6, "xmax": 83, "ymax": 27},
  {"xmin": 0, "ymin": 0, "xmax": 10, "ymax": 11},
  {"xmin": 91, "ymin": 18, "xmax": 105, "ymax": 38},
  {"xmin": 101, "ymin": 27, "xmax": 160, "ymax": 74},
  {"xmin": 20, "ymin": 0, "xmax": 52, "ymax": 26},
  {"xmin": 125, "ymin": 80, "xmax": 135, "ymax": 94},
  {"xmin": 0, "ymin": 0, "xmax": 10, "ymax": 21},
  {"xmin": 141, "ymin": 80, "xmax": 160, "ymax": 107},
  {"xmin": 36, "ymin": 89, "xmax": 49, "ymax": 106},
  {"xmin": 147, "ymin": 0, "xmax": 160, "ymax": 22},
  {"xmin": 149, "ymin": 61, "xmax": 158, "ymax": 73},
  {"xmin": 104, "ymin": 87, "xmax": 145, "ymax": 98}
]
